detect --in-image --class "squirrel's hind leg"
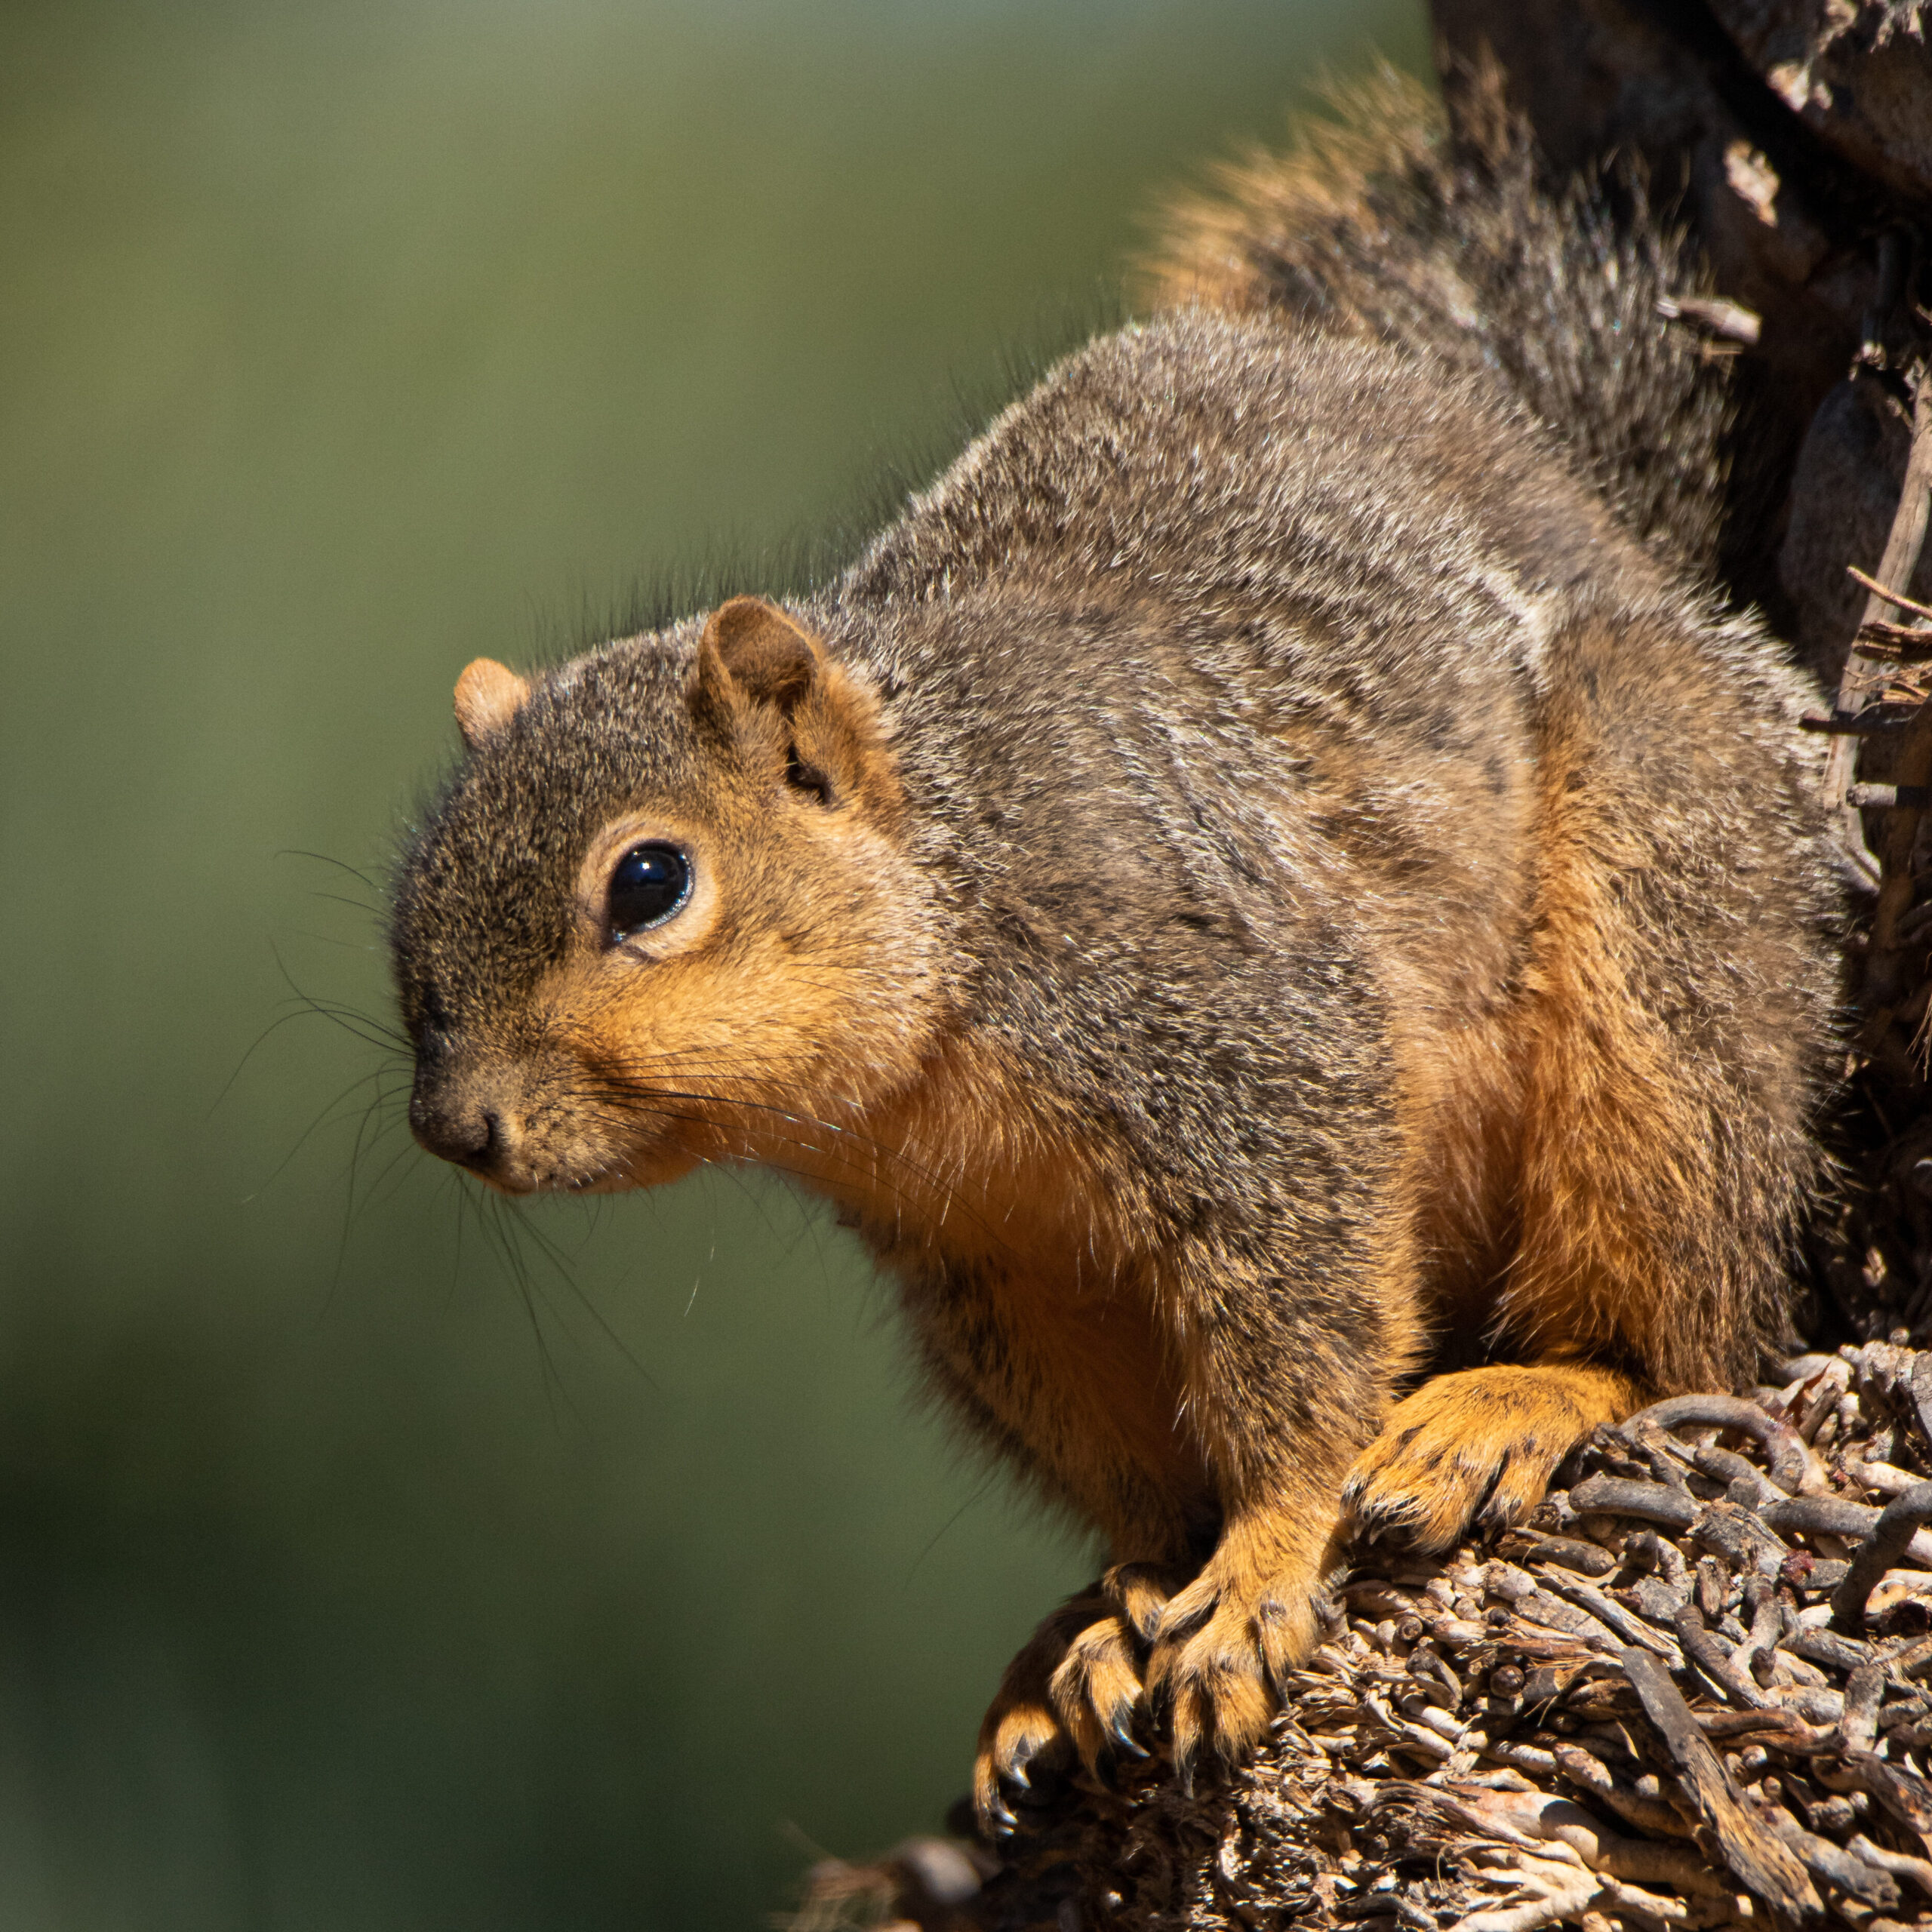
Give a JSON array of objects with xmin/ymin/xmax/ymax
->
[{"xmin": 1344, "ymin": 607, "xmax": 1833, "ymax": 1558}]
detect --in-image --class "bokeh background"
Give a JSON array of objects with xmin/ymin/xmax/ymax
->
[{"xmin": 0, "ymin": 3, "xmax": 1426, "ymax": 1924}]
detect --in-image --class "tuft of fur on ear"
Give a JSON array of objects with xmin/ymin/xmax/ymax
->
[{"xmin": 454, "ymin": 658, "xmax": 531, "ymax": 750}]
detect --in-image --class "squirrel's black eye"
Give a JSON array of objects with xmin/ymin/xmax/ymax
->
[{"xmin": 608, "ymin": 841, "xmax": 691, "ymax": 940}]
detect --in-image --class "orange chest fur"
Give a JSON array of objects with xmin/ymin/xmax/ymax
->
[{"xmin": 831, "ymin": 1036, "xmax": 1217, "ymax": 1539}]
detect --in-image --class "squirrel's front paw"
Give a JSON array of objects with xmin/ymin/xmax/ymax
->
[
  {"xmin": 1143, "ymin": 1516, "xmax": 1345, "ymax": 1779},
  {"xmin": 1342, "ymin": 1363, "xmax": 1637, "ymax": 1553}
]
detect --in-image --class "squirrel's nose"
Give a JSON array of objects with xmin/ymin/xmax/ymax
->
[{"xmin": 409, "ymin": 1083, "xmax": 506, "ymax": 1172}]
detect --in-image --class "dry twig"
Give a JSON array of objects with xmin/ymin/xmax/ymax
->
[{"xmin": 1822, "ymin": 371, "xmax": 1932, "ymax": 912}]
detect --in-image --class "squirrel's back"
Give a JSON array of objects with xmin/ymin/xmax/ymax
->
[{"xmin": 788, "ymin": 294, "xmax": 1830, "ymax": 1386}]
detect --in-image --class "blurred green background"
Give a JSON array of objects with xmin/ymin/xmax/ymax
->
[{"xmin": 0, "ymin": 3, "xmax": 1426, "ymax": 1925}]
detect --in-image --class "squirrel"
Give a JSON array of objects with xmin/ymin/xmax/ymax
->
[{"xmin": 389, "ymin": 69, "xmax": 1841, "ymax": 1830}]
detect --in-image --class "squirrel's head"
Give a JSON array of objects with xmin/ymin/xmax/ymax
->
[{"xmin": 390, "ymin": 597, "xmax": 940, "ymax": 1195}]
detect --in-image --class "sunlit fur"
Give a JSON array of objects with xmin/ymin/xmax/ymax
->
[{"xmin": 389, "ymin": 76, "xmax": 1842, "ymax": 1829}]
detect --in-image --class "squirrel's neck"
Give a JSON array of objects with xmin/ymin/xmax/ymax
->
[{"xmin": 809, "ymin": 1027, "xmax": 1155, "ymax": 1296}]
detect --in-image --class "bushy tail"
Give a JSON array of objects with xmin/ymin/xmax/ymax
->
[{"xmin": 1144, "ymin": 65, "xmax": 1734, "ymax": 571}]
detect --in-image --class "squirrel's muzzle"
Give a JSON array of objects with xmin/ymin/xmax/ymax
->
[
  {"xmin": 406, "ymin": 1051, "xmax": 623, "ymax": 1193},
  {"xmin": 409, "ymin": 1093, "xmax": 496, "ymax": 1169},
  {"xmin": 409, "ymin": 1066, "xmax": 521, "ymax": 1182}
]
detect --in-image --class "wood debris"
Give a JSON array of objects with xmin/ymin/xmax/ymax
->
[{"xmin": 797, "ymin": 1347, "xmax": 1932, "ymax": 1931}]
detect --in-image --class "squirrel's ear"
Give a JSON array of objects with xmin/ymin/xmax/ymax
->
[
  {"xmin": 691, "ymin": 595, "xmax": 897, "ymax": 815},
  {"xmin": 694, "ymin": 597, "xmax": 821, "ymax": 719},
  {"xmin": 454, "ymin": 659, "xmax": 530, "ymax": 749}
]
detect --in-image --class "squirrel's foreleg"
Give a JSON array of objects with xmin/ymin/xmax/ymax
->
[{"xmin": 1137, "ymin": 1240, "xmax": 1402, "ymax": 1773}]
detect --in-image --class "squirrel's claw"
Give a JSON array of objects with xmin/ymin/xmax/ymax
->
[
  {"xmin": 974, "ymin": 1577, "xmax": 1178, "ymax": 1833},
  {"xmin": 1141, "ymin": 1518, "xmax": 1341, "ymax": 1780},
  {"xmin": 972, "ymin": 1584, "xmax": 1107, "ymax": 1838},
  {"xmin": 1045, "ymin": 1611, "xmax": 1144, "ymax": 1776},
  {"xmin": 972, "ymin": 1704, "xmax": 1063, "ymax": 1840}
]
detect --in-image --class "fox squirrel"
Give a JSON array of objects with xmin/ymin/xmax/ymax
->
[{"xmin": 389, "ymin": 73, "xmax": 1841, "ymax": 1829}]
